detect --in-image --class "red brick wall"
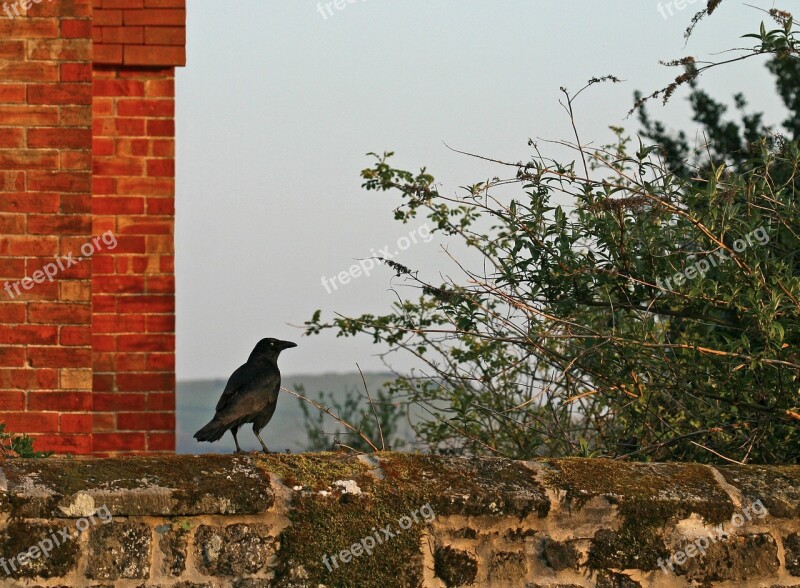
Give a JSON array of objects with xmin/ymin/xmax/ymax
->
[
  {"xmin": 0, "ymin": 0, "xmax": 184, "ymax": 455},
  {"xmin": 92, "ymin": 66, "xmax": 176, "ymax": 455},
  {"xmin": 0, "ymin": 0, "xmax": 94, "ymax": 454}
]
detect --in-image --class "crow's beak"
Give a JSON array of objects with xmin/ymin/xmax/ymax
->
[{"xmin": 279, "ymin": 340, "xmax": 297, "ymax": 350}]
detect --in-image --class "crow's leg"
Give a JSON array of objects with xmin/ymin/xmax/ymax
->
[
  {"xmin": 231, "ymin": 427, "xmax": 243, "ymax": 453},
  {"xmin": 254, "ymin": 428, "xmax": 270, "ymax": 453}
]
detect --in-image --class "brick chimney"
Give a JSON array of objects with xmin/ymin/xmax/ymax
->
[{"xmin": 0, "ymin": 0, "xmax": 186, "ymax": 455}]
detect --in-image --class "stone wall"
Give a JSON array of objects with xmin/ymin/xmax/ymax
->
[{"xmin": 0, "ymin": 453, "xmax": 798, "ymax": 587}]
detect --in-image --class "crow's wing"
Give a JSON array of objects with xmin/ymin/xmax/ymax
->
[{"xmin": 213, "ymin": 362, "xmax": 281, "ymax": 424}]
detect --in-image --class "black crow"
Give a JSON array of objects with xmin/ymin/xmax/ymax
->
[{"xmin": 194, "ymin": 338, "xmax": 296, "ymax": 453}]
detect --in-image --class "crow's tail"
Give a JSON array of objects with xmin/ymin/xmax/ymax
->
[{"xmin": 194, "ymin": 419, "xmax": 229, "ymax": 443}]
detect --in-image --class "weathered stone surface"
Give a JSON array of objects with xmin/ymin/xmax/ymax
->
[
  {"xmin": 784, "ymin": 532, "xmax": 800, "ymax": 576},
  {"xmin": 0, "ymin": 455, "xmax": 273, "ymax": 518},
  {"xmin": 595, "ymin": 570, "xmax": 642, "ymax": 587},
  {"xmin": 718, "ymin": 465, "xmax": 800, "ymax": 518},
  {"xmin": 542, "ymin": 538, "xmax": 579, "ymax": 571},
  {"xmin": 0, "ymin": 454, "xmax": 797, "ymax": 587},
  {"xmin": 0, "ymin": 520, "xmax": 79, "ymax": 578},
  {"xmin": 489, "ymin": 550, "xmax": 527, "ymax": 583},
  {"xmin": 378, "ymin": 454, "xmax": 550, "ymax": 518},
  {"xmin": 194, "ymin": 523, "xmax": 275, "ymax": 576},
  {"xmin": 156, "ymin": 522, "xmax": 190, "ymax": 577},
  {"xmin": 434, "ymin": 545, "xmax": 478, "ymax": 587},
  {"xmin": 87, "ymin": 521, "xmax": 151, "ymax": 580},
  {"xmin": 674, "ymin": 533, "xmax": 780, "ymax": 582}
]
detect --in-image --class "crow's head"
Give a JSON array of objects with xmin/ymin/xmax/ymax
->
[{"xmin": 249, "ymin": 338, "xmax": 297, "ymax": 362}]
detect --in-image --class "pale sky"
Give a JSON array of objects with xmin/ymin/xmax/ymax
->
[{"xmin": 175, "ymin": 0, "xmax": 784, "ymax": 380}]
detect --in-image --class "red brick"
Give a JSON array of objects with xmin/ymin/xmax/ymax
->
[
  {"xmin": 117, "ymin": 138, "xmax": 149, "ymax": 156},
  {"xmin": 0, "ymin": 150, "xmax": 59, "ymax": 170},
  {"xmin": 0, "ymin": 128, "xmax": 25, "ymax": 148},
  {"xmin": 123, "ymin": 8, "xmax": 184, "ymax": 25},
  {"xmin": 93, "ymin": 138, "xmax": 115, "ymax": 156},
  {"xmin": 35, "ymin": 434, "xmax": 92, "ymax": 454},
  {"xmin": 118, "ymin": 411, "xmax": 173, "ymax": 430},
  {"xmin": 28, "ymin": 171, "xmax": 92, "ymax": 193},
  {"xmin": 0, "ymin": 62, "xmax": 59, "ymax": 83},
  {"xmin": 27, "ymin": 39, "xmax": 91, "ymax": 61},
  {"xmin": 144, "ymin": 79, "xmax": 174, "ymax": 98},
  {"xmin": 124, "ymin": 45, "xmax": 185, "ymax": 67},
  {"xmin": 117, "ymin": 372, "xmax": 172, "ymax": 391},
  {"xmin": 94, "ymin": 393, "xmax": 145, "ymax": 411},
  {"xmin": 28, "ymin": 303, "xmax": 91, "ymax": 325},
  {"xmin": 28, "ymin": 127, "xmax": 92, "ymax": 149},
  {"xmin": 144, "ymin": 0, "xmax": 184, "ymax": 6},
  {"xmin": 93, "ymin": 116, "xmax": 146, "ymax": 136},
  {"xmin": 28, "ymin": 84, "xmax": 92, "ymax": 105},
  {"xmin": 93, "ymin": 196, "xmax": 145, "ymax": 215},
  {"xmin": 93, "ymin": 275, "xmax": 146, "ymax": 294},
  {"xmin": 146, "ymin": 275, "xmax": 174, "ymax": 294},
  {"xmin": 146, "ymin": 392, "xmax": 174, "ymax": 410},
  {"xmin": 117, "ymin": 333, "xmax": 172, "ymax": 352},
  {"xmin": 0, "ymin": 304, "xmax": 25, "ymax": 323},
  {"xmin": 93, "ymin": 157, "xmax": 145, "ymax": 176},
  {"xmin": 117, "ymin": 177, "xmax": 173, "ymax": 195},
  {"xmin": 92, "ymin": 412, "xmax": 116, "ymax": 432},
  {"xmin": 58, "ymin": 193, "xmax": 91, "ymax": 214},
  {"xmin": 92, "ymin": 294, "xmax": 116, "ymax": 312},
  {"xmin": 29, "ymin": 392, "xmax": 92, "ymax": 411},
  {"xmin": 61, "ymin": 19, "xmax": 92, "ymax": 38},
  {"xmin": 0, "ymin": 193, "xmax": 59, "ymax": 213},
  {"xmin": 145, "ymin": 353, "xmax": 174, "ymax": 371},
  {"xmin": 0, "ymin": 368, "xmax": 58, "ymax": 390},
  {"xmin": 146, "ymin": 197, "xmax": 174, "ymax": 215},
  {"xmin": 0, "ymin": 325, "xmax": 58, "ymax": 345},
  {"xmin": 146, "ymin": 158, "xmax": 174, "ymax": 177},
  {"xmin": 144, "ymin": 26, "xmax": 184, "ymax": 45},
  {"xmin": 94, "ymin": 43, "xmax": 123, "ymax": 64},
  {"xmin": 61, "ymin": 413, "xmax": 92, "ymax": 433},
  {"xmin": 101, "ymin": 25, "xmax": 144, "ymax": 44},
  {"xmin": 116, "ymin": 295, "xmax": 173, "ymax": 313},
  {"xmin": 0, "ymin": 392, "xmax": 25, "ymax": 411},
  {"xmin": 0, "ymin": 348, "xmax": 25, "ymax": 367},
  {"xmin": 93, "ymin": 9, "xmax": 122, "ymax": 25},
  {"xmin": 0, "ymin": 412, "xmax": 60, "ymax": 433},
  {"xmin": 0, "ymin": 235, "xmax": 59, "ymax": 256},
  {"xmin": 0, "ymin": 19, "xmax": 60, "ymax": 39},
  {"xmin": 61, "ymin": 62, "xmax": 93, "ymax": 82},
  {"xmin": 0, "ymin": 41, "xmax": 25, "ymax": 60},
  {"xmin": 61, "ymin": 325, "xmax": 92, "ymax": 346},
  {"xmin": 0, "ymin": 84, "xmax": 26, "ymax": 103},
  {"xmin": 0, "ymin": 256, "xmax": 25, "ymax": 277},
  {"xmin": 61, "ymin": 105, "xmax": 92, "ymax": 126},
  {"xmin": 0, "ymin": 106, "xmax": 58, "ymax": 127},
  {"xmin": 93, "ymin": 372, "xmax": 114, "ymax": 391},
  {"xmin": 147, "ymin": 431, "xmax": 175, "ymax": 451},
  {"xmin": 103, "ymin": 0, "xmax": 144, "ymax": 8},
  {"xmin": 117, "ymin": 98, "xmax": 173, "ymax": 117},
  {"xmin": 115, "ymin": 353, "xmax": 146, "ymax": 371},
  {"xmin": 93, "ymin": 432, "xmax": 146, "ymax": 451},
  {"xmin": 93, "ymin": 79, "xmax": 146, "ymax": 98},
  {"xmin": 93, "ymin": 313, "xmax": 145, "ymax": 332},
  {"xmin": 26, "ymin": 346, "xmax": 91, "ymax": 368}
]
